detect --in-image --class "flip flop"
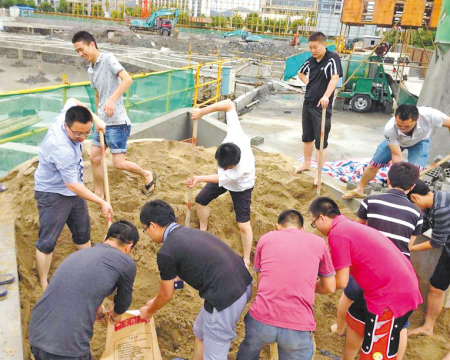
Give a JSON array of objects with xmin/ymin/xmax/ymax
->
[
  {"xmin": 142, "ymin": 174, "xmax": 157, "ymax": 196},
  {"xmin": 342, "ymin": 190, "xmax": 367, "ymax": 200},
  {"xmin": 0, "ymin": 184, "xmax": 7, "ymax": 193},
  {"xmin": 0, "ymin": 274, "xmax": 15, "ymax": 286},
  {"xmin": 0, "ymin": 286, "xmax": 7, "ymax": 300}
]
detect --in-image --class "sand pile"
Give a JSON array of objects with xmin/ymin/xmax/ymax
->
[{"xmin": 1, "ymin": 139, "xmax": 448, "ymax": 360}]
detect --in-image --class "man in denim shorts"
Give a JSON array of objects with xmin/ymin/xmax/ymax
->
[
  {"xmin": 72, "ymin": 31, "xmax": 155, "ymax": 197},
  {"xmin": 343, "ymin": 104, "xmax": 450, "ymax": 199}
]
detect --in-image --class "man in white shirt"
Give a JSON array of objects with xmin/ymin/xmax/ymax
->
[
  {"xmin": 343, "ymin": 104, "xmax": 450, "ymax": 199},
  {"xmin": 187, "ymin": 100, "xmax": 255, "ymax": 267}
]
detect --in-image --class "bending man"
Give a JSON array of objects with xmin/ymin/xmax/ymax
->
[{"xmin": 34, "ymin": 98, "xmax": 113, "ymax": 290}]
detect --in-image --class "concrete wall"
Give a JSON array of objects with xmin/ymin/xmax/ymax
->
[
  {"xmin": 130, "ymin": 108, "xmax": 227, "ymax": 148},
  {"xmin": 411, "ymin": 235, "xmax": 450, "ymax": 308},
  {"xmin": 417, "ymin": 50, "xmax": 450, "ymax": 162}
]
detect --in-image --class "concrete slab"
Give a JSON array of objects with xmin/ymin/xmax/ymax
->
[
  {"xmin": 0, "ymin": 207, "xmax": 24, "ymax": 360},
  {"xmin": 239, "ymin": 92, "xmax": 387, "ymax": 162},
  {"xmin": 130, "ymin": 108, "xmax": 226, "ymax": 147}
]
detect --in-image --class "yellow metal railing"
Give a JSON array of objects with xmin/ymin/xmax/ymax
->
[{"xmin": 0, "ymin": 59, "xmax": 229, "ymax": 144}]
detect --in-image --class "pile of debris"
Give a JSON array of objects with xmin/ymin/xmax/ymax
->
[
  {"xmin": 421, "ymin": 155, "xmax": 450, "ymax": 192},
  {"xmin": 17, "ymin": 72, "xmax": 50, "ymax": 85}
]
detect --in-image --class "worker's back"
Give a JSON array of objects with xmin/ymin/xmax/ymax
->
[{"xmin": 29, "ymin": 243, "xmax": 136, "ymax": 358}]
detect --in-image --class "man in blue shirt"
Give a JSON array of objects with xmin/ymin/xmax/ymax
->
[{"xmin": 34, "ymin": 98, "xmax": 113, "ymax": 290}]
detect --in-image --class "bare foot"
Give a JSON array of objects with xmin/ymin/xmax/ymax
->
[
  {"xmin": 294, "ymin": 163, "xmax": 311, "ymax": 174},
  {"xmin": 408, "ymin": 326, "xmax": 434, "ymax": 337},
  {"xmin": 314, "ymin": 175, "xmax": 324, "ymax": 186},
  {"xmin": 331, "ymin": 323, "xmax": 345, "ymax": 336}
]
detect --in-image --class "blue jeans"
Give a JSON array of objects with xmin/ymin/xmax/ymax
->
[
  {"xmin": 92, "ymin": 124, "xmax": 131, "ymax": 154},
  {"xmin": 370, "ymin": 139, "xmax": 430, "ymax": 169},
  {"xmin": 236, "ymin": 313, "xmax": 314, "ymax": 360}
]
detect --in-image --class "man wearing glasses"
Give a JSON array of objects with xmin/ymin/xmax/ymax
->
[
  {"xmin": 309, "ymin": 197, "xmax": 422, "ymax": 360},
  {"xmin": 34, "ymin": 98, "xmax": 113, "ymax": 291},
  {"xmin": 343, "ymin": 104, "xmax": 450, "ymax": 199}
]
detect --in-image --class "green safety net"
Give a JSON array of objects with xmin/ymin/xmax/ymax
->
[
  {"xmin": 283, "ymin": 44, "xmax": 336, "ymax": 81},
  {"xmin": 0, "ymin": 68, "xmax": 194, "ymax": 177}
]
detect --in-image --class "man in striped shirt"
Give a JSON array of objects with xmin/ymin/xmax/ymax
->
[
  {"xmin": 407, "ymin": 180, "xmax": 450, "ymax": 337},
  {"xmin": 332, "ymin": 162, "xmax": 422, "ymax": 360}
]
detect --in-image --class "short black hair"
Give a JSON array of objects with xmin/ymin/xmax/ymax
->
[
  {"xmin": 407, "ymin": 179, "xmax": 431, "ymax": 200},
  {"xmin": 140, "ymin": 200, "xmax": 176, "ymax": 227},
  {"xmin": 215, "ymin": 143, "xmax": 241, "ymax": 169},
  {"xmin": 105, "ymin": 220, "xmax": 139, "ymax": 248},
  {"xmin": 72, "ymin": 31, "xmax": 98, "ymax": 49},
  {"xmin": 309, "ymin": 197, "xmax": 341, "ymax": 218},
  {"xmin": 395, "ymin": 104, "xmax": 419, "ymax": 122},
  {"xmin": 388, "ymin": 162, "xmax": 419, "ymax": 191},
  {"xmin": 65, "ymin": 106, "xmax": 93, "ymax": 127},
  {"xmin": 278, "ymin": 210, "xmax": 304, "ymax": 228},
  {"xmin": 309, "ymin": 32, "xmax": 326, "ymax": 43}
]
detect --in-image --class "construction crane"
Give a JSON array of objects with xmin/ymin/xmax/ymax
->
[{"xmin": 129, "ymin": 8, "xmax": 180, "ymax": 36}]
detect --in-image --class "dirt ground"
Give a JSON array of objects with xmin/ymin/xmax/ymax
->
[{"xmin": 0, "ymin": 139, "xmax": 449, "ymax": 360}]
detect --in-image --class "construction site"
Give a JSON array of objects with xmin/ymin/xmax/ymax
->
[{"xmin": 0, "ymin": 0, "xmax": 450, "ymax": 359}]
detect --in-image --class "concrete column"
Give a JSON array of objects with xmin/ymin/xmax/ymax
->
[
  {"xmin": 37, "ymin": 52, "xmax": 43, "ymax": 73},
  {"xmin": 18, "ymin": 49, "xmax": 23, "ymax": 62}
]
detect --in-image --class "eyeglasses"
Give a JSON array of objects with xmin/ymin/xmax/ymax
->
[
  {"xmin": 311, "ymin": 215, "xmax": 321, "ymax": 229},
  {"xmin": 142, "ymin": 224, "xmax": 149, "ymax": 234},
  {"xmin": 67, "ymin": 126, "xmax": 91, "ymax": 139}
]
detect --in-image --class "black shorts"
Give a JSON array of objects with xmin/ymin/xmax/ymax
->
[
  {"xmin": 430, "ymin": 248, "xmax": 450, "ymax": 291},
  {"xmin": 344, "ymin": 275, "xmax": 364, "ymax": 301},
  {"xmin": 31, "ymin": 346, "xmax": 93, "ymax": 360},
  {"xmin": 195, "ymin": 183, "xmax": 253, "ymax": 223},
  {"xmin": 347, "ymin": 300, "xmax": 412, "ymax": 358},
  {"xmin": 35, "ymin": 191, "xmax": 91, "ymax": 254},
  {"xmin": 302, "ymin": 101, "xmax": 332, "ymax": 150}
]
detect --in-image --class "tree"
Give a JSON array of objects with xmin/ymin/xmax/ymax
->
[
  {"xmin": 56, "ymin": 0, "xmax": 69, "ymax": 13},
  {"xmin": 39, "ymin": 1, "xmax": 53, "ymax": 12},
  {"xmin": 129, "ymin": 6, "xmax": 140, "ymax": 17},
  {"xmin": 110, "ymin": 9, "xmax": 122, "ymax": 19},
  {"xmin": 1, "ymin": 0, "xmax": 17, "ymax": 9},
  {"xmin": 232, "ymin": 13, "xmax": 243, "ymax": 29},
  {"xmin": 90, "ymin": 4, "xmax": 104, "ymax": 17}
]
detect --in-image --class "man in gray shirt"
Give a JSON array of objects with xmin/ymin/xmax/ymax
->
[
  {"xmin": 72, "ymin": 31, "xmax": 155, "ymax": 198},
  {"xmin": 29, "ymin": 220, "xmax": 138, "ymax": 360},
  {"xmin": 34, "ymin": 98, "xmax": 113, "ymax": 290}
]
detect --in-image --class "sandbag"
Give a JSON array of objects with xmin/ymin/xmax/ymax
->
[{"xmin": 100, "ymin": 310, "xmax": 162, "ymax": 360}]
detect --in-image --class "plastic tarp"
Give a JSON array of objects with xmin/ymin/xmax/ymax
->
[{"xmin": 283, "ymin": 44, "xmax": 336, "ymax": 81}]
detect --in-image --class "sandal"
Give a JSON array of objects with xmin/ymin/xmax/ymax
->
[
  {"xmin": 0, "ymin": 274, "xmax": 15, "ymax": 286},
  {"xmin": 142, "ymin": 174, "xmax": 157, "ymax": 196},
  {"xmin": 342, "ymin": 190, "xmax": 367, "ymax": 200},
  {"xmin": 0, "ymin": 183, "xmax": 7, "ymax": 193}
]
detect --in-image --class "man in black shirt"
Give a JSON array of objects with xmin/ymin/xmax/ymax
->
[
  {"xmin": 139, "ymin": 200, "xmax": 253, "ymax": 360},
  {"xmin": 294, "ymin": 32, "xmax": 342, "ymax": 185},
  {"xmin": 29, "ymin": 220, "xmax": 138, "ymax": 360}
]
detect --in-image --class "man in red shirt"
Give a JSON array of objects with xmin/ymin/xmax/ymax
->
[
  {"xmin": 309, "ymin": 197, "xmax": 422, "ymax": 360},
  {"xmin": 236, "ymin": 210, "xmax": 336, "ymax": 360}
]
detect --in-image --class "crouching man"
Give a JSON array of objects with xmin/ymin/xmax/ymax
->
[
  {"xmin": 139, "ymin": 200, "xmax": 253, "ymax": 360},
  {"xmin": 29, "ymin": 220, "xmax": 138, "ymax": 360}
]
